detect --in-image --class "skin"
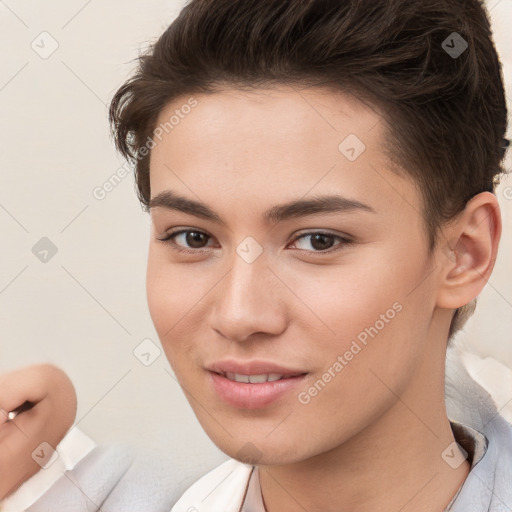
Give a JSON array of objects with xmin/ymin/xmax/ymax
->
[
  {"xmin": 146, "ymin": 85, "xmax": 501, "ymax": 512},
  {"xmin": 0, "ymin": 364, "xmax": 77, "ymax": 500}
]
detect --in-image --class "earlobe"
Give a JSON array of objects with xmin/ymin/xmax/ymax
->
[{"xmin": 436, "ymin": 192, "xmax": 502, "ymax": 310}]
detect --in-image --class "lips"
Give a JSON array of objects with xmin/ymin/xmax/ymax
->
[{"xmin": 206, "ymin": 360, "xmax": 308, "ymax": 409}]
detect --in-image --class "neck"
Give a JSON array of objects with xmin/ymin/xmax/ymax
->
[{"xmin": 258, "ymin": 321, "xmax": 470, "ymax": 512}]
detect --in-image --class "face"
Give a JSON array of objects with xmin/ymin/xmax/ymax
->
[{"xmin": 146, "ymin": 86, "xmax": 441, "ymax": 465}]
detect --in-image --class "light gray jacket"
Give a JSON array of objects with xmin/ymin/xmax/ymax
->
[{"xmin": 444, "ymin": 346, "xmax": 512, "ymax": 511}]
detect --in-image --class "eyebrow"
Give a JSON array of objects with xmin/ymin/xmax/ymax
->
[{"xmin": 148, "ymin": 190, "xmax": 376, "ymax": 226}]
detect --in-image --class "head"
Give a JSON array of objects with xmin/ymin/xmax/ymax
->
[{"xmin": 109, "ymin": 0, "xmax": 507, "ymax": 464}]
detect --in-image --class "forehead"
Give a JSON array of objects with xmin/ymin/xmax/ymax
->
[
  {"xmin": 149, "ymin": 85, "xmax": 421, "ymax": 226},
  {"xmin": 153, "ymin": 85, "xmax": 383, "ymax": 156}
]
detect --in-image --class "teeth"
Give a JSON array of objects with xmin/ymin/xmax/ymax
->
[
  {"xmin": 224, "ymin": 372, "xmax": 284, "ymax": 383},
  {"xmin": 249, "ymin": 374, "xmax": 268, "ymax": 383}
]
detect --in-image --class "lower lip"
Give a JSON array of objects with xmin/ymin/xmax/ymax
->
[{"xmin": 209, "ymin": 372, "xmax": 307, "ymax": 409}]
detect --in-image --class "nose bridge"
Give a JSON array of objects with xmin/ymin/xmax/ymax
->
[{"xmin": 213, "ymin": 248, "xmax": 285, "ymax": 341}]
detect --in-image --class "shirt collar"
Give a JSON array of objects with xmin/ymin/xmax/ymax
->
[{"xmin": 443, "ymin": 420, "xmax": 489, "ymax": 511}]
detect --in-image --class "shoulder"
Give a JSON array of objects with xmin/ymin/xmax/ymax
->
[{"xmin": 171, "ymin": 458, "xmax": 254, "ymax": 512}]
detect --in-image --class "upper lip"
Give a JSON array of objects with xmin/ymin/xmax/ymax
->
[{"xmin": 207, "ymin": 360, "xmax": 307, "ymax": 377}]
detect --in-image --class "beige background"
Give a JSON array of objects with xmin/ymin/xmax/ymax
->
[{"xmin": 0, "ymin": 0, "xmax": 511, "ymax": 479}]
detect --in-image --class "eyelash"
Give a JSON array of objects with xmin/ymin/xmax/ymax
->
[{"xmin": 155, "ymin": 229, "xmax": 354, "ymax": 256}]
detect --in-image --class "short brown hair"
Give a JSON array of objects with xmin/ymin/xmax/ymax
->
[{"xmin": 108, "ymin": 0, "xmax": 509, "ymax": 338}]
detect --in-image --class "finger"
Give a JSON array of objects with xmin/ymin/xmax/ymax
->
[
  {"xmin": 0, "ymin": 404, "xmax": 50, "ymax": 500},
  {"xmin": 0, "ymin": 364, "xmax": 62, "ymax": 413}
]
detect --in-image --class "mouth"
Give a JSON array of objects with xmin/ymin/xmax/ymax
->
[
  {"xmin": 206, "ymin": 361, "xmax": 308, "ymax": 409},
  {"xmin": 213, "ymin": 371, "xmax": 306, "ymax": 383}
]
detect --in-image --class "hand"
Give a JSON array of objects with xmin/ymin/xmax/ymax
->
[{"xmin": 0, "ymin": 364, "xmax": 77, "ymax": 500}]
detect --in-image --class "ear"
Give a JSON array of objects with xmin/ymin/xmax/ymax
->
[{"xmin": 436, "ymin": 191, "xmax": 502, "ymax": 310}]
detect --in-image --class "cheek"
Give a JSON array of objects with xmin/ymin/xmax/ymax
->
[
  {"xmin": 283, "ymin": 256, "xmax": 406, "ymax": 341},
  {"xmin": 146, "ymin": 247, "xmax": 207, "ymax": 324},
  {"xmin": 146, "ymin": 252, "xmax": 200, "ymax": 358},
  {"xmin": 286, "ymin": 264, "xmax": 430, "ymax": 450},
  {"xmin": 286, "ymin": 245, "xmax": 434, "ymax": 374}
]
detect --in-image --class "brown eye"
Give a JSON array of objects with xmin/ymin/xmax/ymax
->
[
  {"xmin": 309, "ymin": 233, "xmax": 336, "ymax": 251},
  {"xmin": 290, "ymin": 232, "xmax": 353, "ymax": 253},
  {"xmin": 156, "ymin": 229, "xmax": 213, "ymax": 253},
  {"xmin": 183, "ymin": 231, "xmax": 209, "ymax": 248}
]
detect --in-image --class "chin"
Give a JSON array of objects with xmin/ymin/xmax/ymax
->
[{"xmin": 205, "ymin": 429, "xmax": 308, "ymax": 466}]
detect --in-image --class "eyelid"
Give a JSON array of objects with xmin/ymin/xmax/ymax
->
[{"xmin": 291, "ymin": 228, "xmax": 351, "ymax": 241}]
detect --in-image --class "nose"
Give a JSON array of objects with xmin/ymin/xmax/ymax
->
[{"xmin": 210, "ymin": 253, "xmax": 287, "ymax": 343}]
